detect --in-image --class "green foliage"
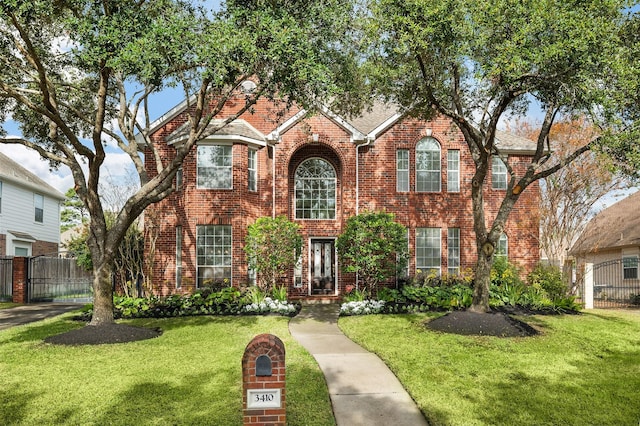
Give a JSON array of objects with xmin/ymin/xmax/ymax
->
[
  {"xmin": 270, "ymin": 285, "xmax": 288, "ymax": 302},
  {"xmin": 82, "ymin": 286, "xmax": 301, "ymax": 320},
  {"xmin": 60, "ymin": 188, "xmax": 88, "ymax": 232},
  {"xmin": 336, "ymin": 211, "xmax": 408, "ymax": 294},
  {"xmin": 527, "ymin": 263, "xmax": 567, "ymax": 301},
  {"xmin": 630, "ymin": 294, "xmax": 640, "ymax": 306},
  {"xmin": 343, "ymin": 288, "xmax": 370, "ymax": 302},
  {"xmin": 244, "ymin": 216, "xmax": 302, "ymax": 291}
]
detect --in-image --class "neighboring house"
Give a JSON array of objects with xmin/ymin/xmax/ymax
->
[
  {"xmin": 143, "ymin": 91, "xmax": 540, "ymax": 297},
  {"xmin": 570, "ymin": 190, "xmax": 640, "ymax": 301},
  {"xmin": 0, "ymin": 151, "xmax": 65, "ymax": 256}
]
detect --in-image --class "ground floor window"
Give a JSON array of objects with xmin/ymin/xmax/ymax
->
[
  {"xmin": 447, "ymin": 228, "xmax": 460, "ymax": 275},
  {"xmin": 416, "ymin": 228, "xmax": 441, "ymax": 275},
  {"xmin": 622, "ymin": 256, "xmax": 638, "ymax": 280},
  {"xmin": 196, "ymin": 225, "xmax": 232, "ymax": 287}
]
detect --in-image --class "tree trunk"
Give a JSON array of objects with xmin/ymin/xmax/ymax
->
[
  {"xmin": 89, "ymin": 258, "xmax": 115, "ymax": 325},
  {"xmin": 470, "ymin": 242, "xmax": 494, "ymax": 313}
]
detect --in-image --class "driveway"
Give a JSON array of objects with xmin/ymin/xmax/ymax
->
[{"xmin": 0, "ymin": 303, "xmax": 84, "ymax": 331}]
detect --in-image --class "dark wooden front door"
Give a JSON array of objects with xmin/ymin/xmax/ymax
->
[{"xmin": 310, "ymin": 239, "xmax": 335, "ymax": 295}]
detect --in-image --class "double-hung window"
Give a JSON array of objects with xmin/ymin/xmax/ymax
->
[
  {"xmin": 196, "ymin": 225, "xmax": 232, "ymax": 287},
  {"xmin": 197, "ymin": 145, "xmax": 232, "ymax": 189},
  {"xmin": 248, "ymin": 148, "xmax": 257, "ymax": 192},
  {"xmin": 496, "ymin": 233, "xmax": 508, "ymax": 258},
  {"xmin": 447, "ymin": 228, "xmax": 460, "ymax": 275},
  {"xmin": 447, "ymin": 150, "xmax": 460, "ymax": 192},
  {"xmin": 492, "ymin": 157, "xmax": 508, "ymax": 190},
  {"xmin": 622, "ymin": 256, "xmax": 639, "ymax": 279},
  {"xmin": 0, "ymin": 180, "xmax": 3, "ymax": 213},
  {"xmin": 34, "ymin": 193, "xmax": 44, "ymax": 223},
  {"xmin": 416, "ymin": 228, "xmax": 441, "ymax": 274},
  {"xmin": 396, "ymin": 149, "xmax": 409, "ymax": 192},
  {"xmin": 416, "ymin": 138, "xmax": 441, "ymax": 192}
]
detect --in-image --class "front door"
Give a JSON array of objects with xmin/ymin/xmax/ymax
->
[{"xmin": 310, "ymin": 239, "xmax": 336, "ymax": 295}]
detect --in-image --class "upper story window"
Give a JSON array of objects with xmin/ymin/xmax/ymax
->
[
  {"xmin": 622, "ymin": 256, "xmax": 638, "ymax": 280},
  {"xmin": 416, "ymin": 137, "xmax": 441, "ymax": 192},
  {"xmin": 0, "ymin": 180, "xmax": 3, "ymax": 213},
  {"xmin": 492, "ymin": 157, "xmax": 508, "ymax": 190},
  {"xmin": 34, "ymin": 193, "xmax": 44, "ymax": 223},
  {"xmin": 396, "ymin": 149, "xmax": 409, "ymax": 192},
  {"xmin": 447, "ymin": 150, "xmax": 460, "ymax": 192},
  {"xmin": 295, "ymin": 158, "xmax": 336, "ymax": 220},
  {"xmin": 197, "ymin": 144, "xmax": 232, "ymax": 189},
  {"xmin": 175, "ymin": 167, "xmax": 183, "ymax": 190},
  {"xmin": 248, "ymin": 148, "xmax": 257, "ymax": 192}
]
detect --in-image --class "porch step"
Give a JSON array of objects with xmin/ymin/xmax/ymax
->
[{"xmin": 291, "ymin": 296, "xmax": 341, "ymax": 304}]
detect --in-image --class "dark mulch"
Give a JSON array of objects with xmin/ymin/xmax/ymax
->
[
  {"xmin": 426, "ymin": 310, "xmax": 539, "ymax": 337},
  {"xmin": 44, "ymin": 323, "xmax": 162, "ymax": 346}
]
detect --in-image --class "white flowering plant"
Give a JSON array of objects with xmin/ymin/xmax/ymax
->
[
  {"xmin": 243, "ymin": 297, "xmax": 299, "ymax": 316},
  {"xmin": 340, "ymin": 300, "xmax": 386, "ymax": 316}
]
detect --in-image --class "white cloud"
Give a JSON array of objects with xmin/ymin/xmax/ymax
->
[{"xmin": 0, "ymin": 142, "xmax": 139, "ymax": 196}]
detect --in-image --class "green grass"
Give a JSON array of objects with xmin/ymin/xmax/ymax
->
[
  {"xmin": 0, "ymin": 313, "xmax": 334, "ymax": 426},
  {"xmin": 339, "ymin": 310, "xmax": 640, "ymax": 426},
  {"xmin": 0, "ymin": 302, "xmax": 20, "ymax": 309}
]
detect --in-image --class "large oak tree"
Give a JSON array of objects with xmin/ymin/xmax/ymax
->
[
  {"xmin": 0, "ymin": 0, "xmax": 358, "ymax": 325},
  {"xmin": 361, "ymin": 0, "xmax": 640, "ymax": 312}
]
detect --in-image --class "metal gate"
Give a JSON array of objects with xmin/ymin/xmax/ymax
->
[
  {"xmin": 590, "ymin": 259, "xmax": 640, "ymax": 308},
  {"xmin": 28, "ymin": 256, "xmax": 93, "ymax": 303},
  {"xmin": 0, "ymin": 257, "xmax": 12, "ymax": 301}
]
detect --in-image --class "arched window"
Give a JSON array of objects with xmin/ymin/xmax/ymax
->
[
  {"xmin": 295, "ymin": 158, "xmax": 336, "ymax": 219},
  {"xmin": 416, "ymin": 137, "xmax": 441, "ymax": 192}
]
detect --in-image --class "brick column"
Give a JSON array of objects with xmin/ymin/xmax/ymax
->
[
  {"xmin": 12, "ymin": 257, "xmax": 28, "ymax": 303},
  {"xmin": 242, "ymin": 334, "xmax": 286, "ymax": 426}
]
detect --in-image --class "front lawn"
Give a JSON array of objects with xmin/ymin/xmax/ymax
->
[
  {"xmin": 0, "ymin": 302, "xmax": 20, "ymax": 309},
  {"xmin": 339, "ymin": 310, "xmax": 640, "ymax": 426},
  {"xmin": 0, "ymin": 313, "xmax": 334, "ymax": 426}
]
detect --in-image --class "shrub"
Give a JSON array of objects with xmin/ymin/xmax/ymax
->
[
  {"xmin": 527, "ymin": 263, "xmax": 567, "ymax": 301},
  {"xmin": 343, "ymin": 288, "xmax": 370, "ymax": 302},
  {"xmin": 631, "ymin": 294, "xmax": 640, "ymax": 306},
  {"xmin": 340, "ymin": 300, "xmax": 386, "ymax": 316}
]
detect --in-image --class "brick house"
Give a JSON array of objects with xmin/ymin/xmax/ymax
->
[{"xmin": 143, "ymin": 92, "xmax": 540, "ymax": 297}]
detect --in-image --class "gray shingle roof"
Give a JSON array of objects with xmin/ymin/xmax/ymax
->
[
  {"xmin": 165, "ymin": 119, "xmax": 265, "ymax": 144},
  {"xmin": 0, "ymin": 151, "xmax": 65, "ymax": 200},
  {"xmin": 570, "ymin": 190, "xmax": 640, "ymax": 254}
]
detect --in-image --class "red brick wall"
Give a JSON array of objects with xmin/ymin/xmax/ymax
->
[
  {"xmin": 32, "ymin": 240, "xmax": 59, "ymax": 257},
  {"xmin": 144, "ymin": 96, "xmax": 540, "ymax": 295}
]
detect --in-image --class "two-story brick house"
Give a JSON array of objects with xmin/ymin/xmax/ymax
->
[{"xmin": 143, "ymin": 91, "xmax": 539, "ymax": 297}]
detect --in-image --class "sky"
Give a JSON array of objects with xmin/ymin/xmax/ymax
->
[{"xmin": 0, "ymin": 0, "xmax": 637, "ymax": 211}]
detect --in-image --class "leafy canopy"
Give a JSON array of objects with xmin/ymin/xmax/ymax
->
[{"xmin": 336, "ymin": 211, "xmax": 408, "ymax": 294}]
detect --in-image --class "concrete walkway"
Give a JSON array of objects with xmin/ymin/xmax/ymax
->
[
  {"xmin": 0, "ymin": 303, "xmax": 83, "ymax": 331},
  {"xmin": 289, "ymin": 303, "xmax": 428, "ymax": 426}
]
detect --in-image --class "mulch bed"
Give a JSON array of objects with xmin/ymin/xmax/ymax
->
[
  {"xmin": 426, "ymin": 310, "xmax": 539, "ymax": 337},
  {"xmin": 44, "ymin": 324, "xmax": 162, "ymax": 346}
]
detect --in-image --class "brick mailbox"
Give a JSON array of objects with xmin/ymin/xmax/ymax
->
[{"xmin": 242, "ymin": 334, "xmax": 286, "ymax": 426}]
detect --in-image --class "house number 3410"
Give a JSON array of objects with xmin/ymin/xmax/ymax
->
[{"xmin": 247, "ymin": 389, "xmax": 281, "ymax": 409}]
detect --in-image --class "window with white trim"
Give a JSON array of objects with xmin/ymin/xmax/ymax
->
[
  {"xmin": 176, "ymin": 226, "xmax": 182, "ymax": 289},
  {"xmin": 34, "ymin": 193, "xmax": 44, "ymax": 223},
  {"xmin": 416, "ymin": 137, "xmax": 441, "ymax": 192},
  {"xmin": 248, "ymin": 148, "xmax": 257, "ymax": 192},
  {"xmin": 447, "ymin": 228, "xmax": 460, "ymax": 275},
  {"xmin": 447, "ymin": 150, "xmax": 460, "ymax": 192},
  {"xmin": 396, "ymin": 149, "xmax": 409, "ymax": 192},
  {"xmin": 416, "ymin": 228, "xmax": 441, "ymax": 274},
  {"xmin": 196, "ymin": 225, "xmax": 232, "ymax": 287},
  {"xmin": 496, "ymin": 233, "xmax": 508, "ymax": 258},
  {"xmin": 294, "ymin": 158, "xmax": 336, "ymax": 219},
  {"xmin": 0, "ymin": 180, "xmax": 3, "ymax": 213},
  {"xmin": 197, "ymin": 145, "xmax": 232, "ymax": 189},
  {"xmin": 492, "ymin": 157, "xmax": 508, "ymax": 190},
  {"xmin": 622, "ymin": 256, "xmax": 638, "ymax": 279}
]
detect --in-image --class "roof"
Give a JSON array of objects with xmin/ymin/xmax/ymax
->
[
  {"xmin": 165, "ymin": 119, "xmax": 266, "ymax": 146},
  {"xmin": 0, "ymin": 151, "xmax": 65, "ymax": 200},
  {"xmin": 494, "ymin": 130, "xmax": 537, "ymax": 154},
  {"xmin": 8, "ymin": 230, "xmax": 36, "ymax": 242},
  {"xmin": 147, "ymin": 94, "xmax": 536, "ymax": 152},
  {"xmin": 570, "ymin": 190, "xmax": 640, "ymax": 255}
]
